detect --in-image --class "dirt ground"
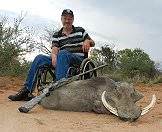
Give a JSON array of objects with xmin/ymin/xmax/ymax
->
[{"xmin": 0, "ymin": 76, "xmax": 162, "ymax": 132}]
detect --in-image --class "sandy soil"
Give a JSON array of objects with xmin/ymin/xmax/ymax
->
[{"xmin": 0, "ymin": 76, "xmax": 162, "ymax": 132}]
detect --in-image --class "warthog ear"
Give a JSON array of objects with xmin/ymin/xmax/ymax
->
[{"xmin": 131, "ymin": 90, "xmax": 144, "ymax": 102}]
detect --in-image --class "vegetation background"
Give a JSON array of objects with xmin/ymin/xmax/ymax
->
[{"xmin": 0, "ymin": 15, "xmax": 162, "ymax": 84}]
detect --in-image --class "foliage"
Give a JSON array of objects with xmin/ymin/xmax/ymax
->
[
  {"xmin": 0, "ymin": 14, "xmax": 160, "ymax": 84},
  {"xmin": 152, "ymin": 75, "xmax": 162, "ymax": 84},
  {"xmin": 116, "ymin": 48, "xmax": 157, "ymax": 79},
  {"xmin": 35, "ymin": 25, "xmax": 59, "ymax": 55},
  {"xmin": 0, "ymin": 14, "xmax": 35, "ymax": 77},
  {"xmin": 0, "ymin": 59, "xmax": 31, "ymax": 77},
  {"xmin": 90, "ymin": 48, "xmax": 103, "ymax": 65},
  {"xmin": 90, "ymin": 44, "xmax": 159, "ymax": 83},
  {"xmin": 90, "ymin": 44, "xmax": 116, "ymax": 68},
  {"xmin": 100, "ymin": 45, "xmax": 116, "ymax": 70}
]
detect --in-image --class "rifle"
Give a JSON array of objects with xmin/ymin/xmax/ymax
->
[{"xmin": 18, "ymin": 64, "xmax": 108, "ymax": 113}]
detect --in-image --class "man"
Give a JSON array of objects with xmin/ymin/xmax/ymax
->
[{"xmin": 8, "ymin": 9, "xmax": 95, "ymax": 101}]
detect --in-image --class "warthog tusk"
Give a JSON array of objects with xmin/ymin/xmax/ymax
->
[
  {"xmin": 101, "ymin": 91, "xmax": 118, "ymax": 116},
  {"xmin": 141, "ymin": 94, "xmax": 156, "ymax": 116}
]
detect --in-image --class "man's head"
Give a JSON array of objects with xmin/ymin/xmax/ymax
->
[{"xmin": 61, "ymin": 9, "xmax": 74, "ymax": 29}]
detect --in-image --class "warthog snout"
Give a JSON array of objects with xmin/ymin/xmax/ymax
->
[{"xmin": 116, "ymin": 104, "xmax": 142, "ymax": 121}]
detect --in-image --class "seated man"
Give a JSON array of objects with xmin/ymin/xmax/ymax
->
[{"xmin": 8, "ymin": 9, "xmax": 95, "ymax": 101}]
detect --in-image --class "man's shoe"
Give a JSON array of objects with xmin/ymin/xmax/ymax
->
[{"xmin": 8, "ymin": 87, "xmax": 30, "ymax": 101}]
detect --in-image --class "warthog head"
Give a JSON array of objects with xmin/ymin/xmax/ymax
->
[{"xmin": 101, "ymin": 80, "xmax": 156, "ymax": 121}]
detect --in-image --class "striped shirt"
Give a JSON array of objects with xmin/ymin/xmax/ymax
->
[{"xmin": 52, "ymin": 26, "xmax": 91, "ymax": 56}]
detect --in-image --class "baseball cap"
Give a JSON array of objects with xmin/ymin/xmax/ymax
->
[{"xmin": 61, "ymin": 9, "xmax": 74, "ymax": 17}]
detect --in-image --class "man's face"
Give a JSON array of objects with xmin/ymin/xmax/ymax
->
[{"xmin": 61, "ymin": 15, "xmax": 74, "ymax": 28}]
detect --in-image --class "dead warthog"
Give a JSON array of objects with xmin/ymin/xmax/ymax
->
[{"xmin": 40, "ymin": 76, "xmax": 156, "ymax": 121}]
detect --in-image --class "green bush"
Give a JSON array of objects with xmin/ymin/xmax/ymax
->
[
  {"xmin": 116, "ymin": 48, "xmax": 158, "ymax": 79},
  {"xmin": 152, "ymin": 75, "xmax": 162, "ymax": 84},
  {"xmin": 0, "ymin": 59, "xmax": 31, "ymax": 78},
  {"xmin": 0, "ymin": 15, "xmax": 35, "ymax": 78}
]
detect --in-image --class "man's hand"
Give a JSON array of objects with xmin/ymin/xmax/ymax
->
[{"xmin": 82, "ymin": 39, "xmax": 91, "ymax": 53}]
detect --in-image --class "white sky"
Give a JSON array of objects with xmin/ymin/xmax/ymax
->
[{"xmin": 0, "ymin": 0, "xmax": 162, "ymax": 62}]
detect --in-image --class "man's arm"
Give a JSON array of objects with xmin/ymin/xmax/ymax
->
[
  {"xmin": 51, "ymin": 46, "xmax": 59, "ymax": 67},
  {"xmin": 51, "ymin": 31, "xmax": 60, "ymax": 67}
]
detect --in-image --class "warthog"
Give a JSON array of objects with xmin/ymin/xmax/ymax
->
[{"xmin": 40, "ymin": 76, "xmax": 156, "ymax": 121}]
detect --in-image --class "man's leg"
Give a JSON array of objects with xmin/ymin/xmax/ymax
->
[
  {"xmin": 8, "ymin": 54, "xmax": 52, "ymax": 101},
  {"xmin": 25, "ymin": 54, "xmax": 52, "ymax": 92},
  {"xmin": 55, "ymin": 50, "xmax": 84, "ymax": 80}
]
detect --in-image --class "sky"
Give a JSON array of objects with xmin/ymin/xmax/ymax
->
[{"xmin": 0, "ymin": 0, "xmax": 162, "ymax": 63}]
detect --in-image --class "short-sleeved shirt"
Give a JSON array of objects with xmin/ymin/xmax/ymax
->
[{"xmin": 52, "ymin": 25, "xmax": 91, "ymax": 56}]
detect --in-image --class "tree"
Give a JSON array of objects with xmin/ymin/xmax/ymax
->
[
  {"xmin": 34, "ymin": 25, "xmax": 59, "ymax": 55},
  {"xmin": 100, "ymin": 45, "xmax": 116, "ymax": 70},
  {"xmin": 89, "ymin": 48, "xmax": 104, "ymax": 65},
  {"xmin": 90, "ymin": 44, "xmax": 116, "ymax": 69},
  {"xmin": 0, "ymin": 14, "xmax": 35, "ymax": 75},
  {"xmin": 116, "ymin": 48, "xmax": 157, "ymax": 79}
]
